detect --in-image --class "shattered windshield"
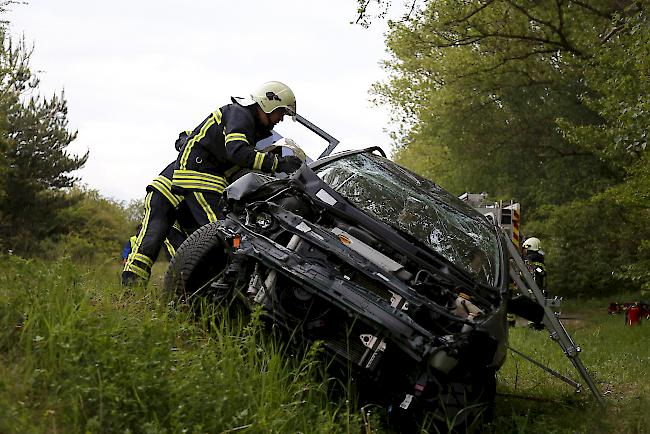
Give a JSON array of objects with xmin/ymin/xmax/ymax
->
[{"xmin": 315, "ymin": 153, "xmax": 500, "ymax": 285}]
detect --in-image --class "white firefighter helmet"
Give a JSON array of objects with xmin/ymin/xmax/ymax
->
[
  {"xmin": 523, "ymin": 237, "xmax": 541, "ymax": 251},
  {"xmin": 232, "ymin": 81, "xmax": 296, "ymax": 115}
]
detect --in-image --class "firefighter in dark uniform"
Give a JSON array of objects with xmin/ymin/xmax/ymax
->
[
  {"xmin": 121, "ymin": 161, "xmax": 191, "ymax": 286},
  {"xmin": 172, "ymin": 81, "xmax": 302, "ymax": 228},
  {"xmin": 523, "ymin": 237, "xmax": 546, "ymax": 292}
]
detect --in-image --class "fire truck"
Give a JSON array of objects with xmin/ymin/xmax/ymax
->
[
  {"xmin": 458, "ymin": 192, "xmax": 522, "ymax": 252},
  {"xmin": 459, "ymin": 192, "xmax": 561, "ymax": 313}
]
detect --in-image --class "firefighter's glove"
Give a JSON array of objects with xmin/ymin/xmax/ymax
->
[{"xmin": 276, "ymin": 155, "xmax": 303, "ymax": 173}]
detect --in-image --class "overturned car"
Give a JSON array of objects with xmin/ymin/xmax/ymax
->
[{"xmin": 164, "ymin": 143, "xmax": 514, "ymax": 425}]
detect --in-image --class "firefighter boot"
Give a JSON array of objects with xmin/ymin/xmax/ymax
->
[{"xmin": 121, "ymin": 270, "xmax": 147, "ymax": 287}]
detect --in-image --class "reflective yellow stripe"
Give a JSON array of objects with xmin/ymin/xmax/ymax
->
[
  {"xmin": 173, "ymin": 169, "xmax": 228, "ymax": 193},
  {"xmin": 194, "ymin": 192, "xmax": 218, "ymax": 223},
  {"xmin": 151, "ymin": 176, "xmax": 182, "ymax": 207},
  {"xmin": 530, "ymin": 261, "xmax": 546, "ymax": 270},
  {"xmin": 180, "ymin": 115, "xmax": 217, "ymax": 169},
  {"xmin": 224, "ymin": 165, "xmax": 241, "ymax": 178},
  {"xmin": 173, "ymin": 181, "xmax": 225, "ymax": 193},
  {"xmin": 173, "ymin": 170, "xmax": 228, "ymax": 186},
  {"xmin": 124, "ymin": 262, "xmax": 150, "ymax": 280},
  {"xmin": 253, "ymin": 152, "xmax": 265, "ymax": 170},
  {"xmin": 212, "ymin": 109, "xmax": 222, "ymax": 123},
  {"xmin": 271, "ymin": 155, "xmax": 278, "ymax": 172},
  {"xmin": 152, "ymin": 174, "xmax": 173, "ymax": 189},
  {"xmin": 225, "ymin": 133, "xmax": 248, "ymax": 145},
  {"xmin": 125, "ymin": 192, "xmax": 152, "ymax": 270},
  {"xmin": 132, "ymin": 253, "xmax": 154, "ymax": 268},
  {"xmin": 164, "ymin": 239, "xmax": 176, "ymax": 258}
]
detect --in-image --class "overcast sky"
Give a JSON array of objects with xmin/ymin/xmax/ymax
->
[{"xmin": 7, "ymin": 0, "xmax": 395, "ymax": 202}]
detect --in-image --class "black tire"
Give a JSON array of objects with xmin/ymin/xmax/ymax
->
[{"xmin": 164, "ymin": 221, "xmax": 229, "ymax": 304}]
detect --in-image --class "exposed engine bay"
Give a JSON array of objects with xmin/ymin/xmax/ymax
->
[{"xmin": 165, "ymin": 148, "xmax": 511, "ymax": 426}]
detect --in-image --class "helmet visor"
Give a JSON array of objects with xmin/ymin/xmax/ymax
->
[{"xmin": 282, "ymin": 105, "xmax": 296, "ymax": 117}]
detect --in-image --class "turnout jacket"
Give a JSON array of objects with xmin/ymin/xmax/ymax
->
[
  {"xmin": 173, "ymin": 102, "xmax": 277, "ymax": 194},
  {"xmin": 148, "ymin": 162, "xmax": 184, "ymax": 207},
  {"xmin": 524, "ymin": 250, "xmax": 545, "ymax": 270},
  {"xmin": 524, "ymin": 250, "xmax": 546, "ymax": 289}
]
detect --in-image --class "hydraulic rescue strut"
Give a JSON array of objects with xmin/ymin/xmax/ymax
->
[
  {"xmin": 504, "ymin": 235, "xmax": 606, "ymax": 406},
  {"xmin": 294, "ymin": 114, "xmax": 340, "ymax": 158}
]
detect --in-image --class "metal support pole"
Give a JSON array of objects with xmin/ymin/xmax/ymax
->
[
  {"xmin": 504, "ymin": 235, "xmax": 605, "ymax": 406},
  {"xmin": 508, "ymin": 346, "xmax": 582, "ymax": 392}
]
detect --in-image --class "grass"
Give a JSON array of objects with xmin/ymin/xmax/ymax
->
[
  {"xmin": 0, "ymin": 256, "xmax": 363, "ymax": 433},
  {"xmin": 490, "ymin": 298, "xmax": 650, "ymax": 434},
  {"xmin": 1, "ymin": 254, "xmax": 648, "ymax": 433}
]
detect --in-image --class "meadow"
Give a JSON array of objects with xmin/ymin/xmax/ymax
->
[{"xmin": 1, "ymin": 255, "xmax": 648, "ymax": 433}]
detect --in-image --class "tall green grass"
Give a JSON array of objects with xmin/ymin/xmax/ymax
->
[
  {"xmin": 0, "ymin": 255, "xmax": 364, "ymax": 433},
  {"xmin": 491, "ymin": 299, "xmax": 650, "ymax": 434},
  {"xmin": 1, "ymin": 255, "xmax": 648, "ymax": 433}
]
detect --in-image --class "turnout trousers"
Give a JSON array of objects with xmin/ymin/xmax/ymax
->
[
  {"xmin": 182, "ymin": 190, "xmax": 224, "ymax": 229},
  {"xmin": 122, "ymin": 190, "xmax": 185, "ymax": 285}
]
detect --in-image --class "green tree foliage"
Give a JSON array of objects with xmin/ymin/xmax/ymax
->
[
  {"xmin": 0, "ymin": 2, "xmax": 17, "ymax": 170},
  {"xmin": 43, "ymin": 187, "xmax": 135, "ymax": 263},
  {"xmin": 0, "ymin": 18, "xmax": 92, "ymax": 255},
  {"xmin": 553, "ymin": 6, "xmax": 650, "ymax": 291},
  {"xmin": 0, "ymin": 9, "xmax": 141, "ymax": 265},
  {"xmin": 561, "ymin": 6, "xmax": 649, "ymax": 166},
  {"xmin": 124, "ymin": 197, "xmax": 145, "ymax": 227},
  {"xmin": 0, "ymin": 27, "xmax": 25, "ymax": 213},
  {"xmin": 360, "ymin": 0, "xmax": 648, "ymax": 294},
  {"xmin": 372, "ymin": 0, "xmax": 622, "ymax": 205},
  {"xmin": 1, "ymin": 90, "xmax": 89, "ymax": 254},
  {"xmin": 530, "ymin": 196, "xmax": 642, "ymax": 295}
]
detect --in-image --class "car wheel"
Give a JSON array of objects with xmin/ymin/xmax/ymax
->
[{"xmin": 164, "ymin": 221, "xmax": 229, "ymax": 306}]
